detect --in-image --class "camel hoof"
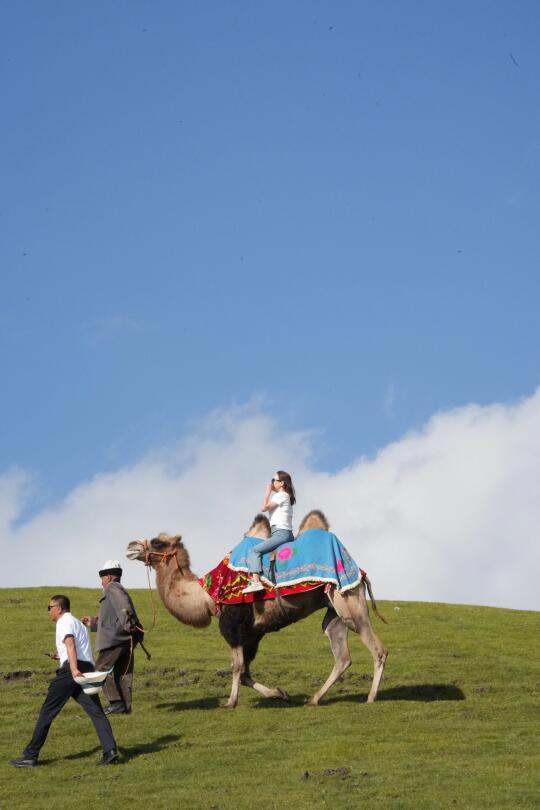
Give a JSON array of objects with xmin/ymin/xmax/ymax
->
[
  {"xmin": 305, "ymin": 698, "xmax": 319, "ymax": 707},
  {"xmin": 276, "ymin": 688, "xmax": 290, "ymax": 702},
  {"xmin": 222, "ymin": 702, "xmax": 237, "ymax": 710}
]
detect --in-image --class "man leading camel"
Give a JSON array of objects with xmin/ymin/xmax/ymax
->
[{"xmin": 82, "ymin": 560, "xmax": 142, "ymax": 716}]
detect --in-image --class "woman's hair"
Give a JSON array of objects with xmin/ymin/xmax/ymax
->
[{"xmin": 276, "ymin": 470, "xmax": 296, "ymax": 505}]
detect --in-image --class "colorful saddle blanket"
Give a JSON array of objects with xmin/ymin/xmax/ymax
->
[{"xmin": 199, "ymin": 528, "xmax": 363, "ymax": 605}]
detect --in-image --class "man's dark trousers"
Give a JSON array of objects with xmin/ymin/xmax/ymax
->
[
  {"xmin": 23, "ymin": 661, "xmax": 116, "ymax": 759},
  {"xmin": 96, "ymin": 644, "xmax": 133, "ymax": 711}
]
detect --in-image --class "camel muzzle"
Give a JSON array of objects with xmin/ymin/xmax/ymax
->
[{"xmin": 126, "ymin": 542, "xmax": 145, "ymax": 561}]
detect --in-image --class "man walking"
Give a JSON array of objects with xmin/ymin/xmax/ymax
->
[
  {"xmin": 10, "ymin": 594, "xmax": 119, "ymax": 768},
  {"xmin": 82, "ymin": 560, "xmax": 142, "ymax": 715}
]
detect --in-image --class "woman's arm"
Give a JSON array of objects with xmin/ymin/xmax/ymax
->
[{"xmin": 261, "ymin": 482, "xmax": 276, "ymax": 513}]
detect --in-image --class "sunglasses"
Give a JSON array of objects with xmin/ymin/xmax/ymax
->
[{"xmin": 47, "ymin": 604, "xmax": 58, "ymax": 611}]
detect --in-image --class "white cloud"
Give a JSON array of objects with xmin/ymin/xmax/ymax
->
[{"xmin": 1, "ymin": 393, "xmax": 539, "ymax": 610}]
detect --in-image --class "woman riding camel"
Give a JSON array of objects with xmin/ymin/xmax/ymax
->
[{"xmin": 242, "ymin": 470, "xmax": 296, "ymax": 594}]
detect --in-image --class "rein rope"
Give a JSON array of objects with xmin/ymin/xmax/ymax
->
[
  {"xmin": 121, "ymin": 627, "xmax": 152, "ymax": 679},
  {"xmin": 120, "ymin": 539, "xmax": 182, "ymax": 680},
  {"xmin": 141, "ymin": 539, "xmax": 182, "ymax": 630}
]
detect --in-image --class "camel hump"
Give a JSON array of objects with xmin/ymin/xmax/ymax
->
[
  {"xmin": 297, "ymin": 509, "xmax": 330, "ymax": 535},
  {"xmin": 244, "ymin": 513, "xmax": 271, "ymax": 538}
]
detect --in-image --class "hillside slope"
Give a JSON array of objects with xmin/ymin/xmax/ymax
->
[{"xmin": 1, "ymin": 587, "xmax": 539, "ymax": 809}]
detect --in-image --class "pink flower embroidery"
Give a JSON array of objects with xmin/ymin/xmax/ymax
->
[
  {"xmin": 277, "ymin": 546, "xmax": 293, "ymax": 561},
  {"xmin": 336, "ymin": 559, "xmax": 345, "ymax": 574}
]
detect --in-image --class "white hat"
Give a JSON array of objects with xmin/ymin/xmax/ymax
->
[
  {"xmin": 99, "ymin": 559, "xmax": 122, "ymax": 577},
  {"xmin": 74, "ymin": 670, "xmax": 111, "ymax": 695}
]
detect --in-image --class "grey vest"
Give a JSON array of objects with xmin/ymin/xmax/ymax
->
[{"xmin": 96, "ymin": 581, "xmax": 140, "ymax": 652}]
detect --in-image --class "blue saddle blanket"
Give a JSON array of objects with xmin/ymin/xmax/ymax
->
[{"xmin": 228, "ymin": 528, "xmax": 361, "ymax": 593}]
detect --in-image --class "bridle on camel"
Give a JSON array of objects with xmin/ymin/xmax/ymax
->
[
  {"xmin": 120, "ymin": 538, "xmax": 182, "ymax": 680},
  {"xmin": 142, "ymin": 540, "xmax": 182, "ymax": 572},
  {"xmin": 140, "ymin": 538, "xmax": 183, "ymax": 630}
]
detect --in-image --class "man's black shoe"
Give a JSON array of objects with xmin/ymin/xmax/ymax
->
[
  {"xmin": 104, "ymin": 704, "xmax": 131, "ymax": 715},
  {"xmin": 10, "ymin": 757, "xmax": 38, "ymax": 768},
  {"xmin": 96, "ymin": 748, "xmax": 119, "ymax": 766}
]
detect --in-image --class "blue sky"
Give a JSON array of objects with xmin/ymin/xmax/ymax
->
[{"xmin": 1, "ymin": 1, "xmax": 540, "ymax": 601}]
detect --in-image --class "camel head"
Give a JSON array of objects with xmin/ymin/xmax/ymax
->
[
  {"xmin": 126, "ymin": 532, "xmax": 192, "ymax": 572},
  {"xmin": 126, "ymin": 533, "xmax": 214, "ymax": 627}
]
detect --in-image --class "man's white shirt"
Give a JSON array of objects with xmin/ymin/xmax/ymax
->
[{"xmin": 55, "ymin": 612, "xmax": 94, "ymax": 666}]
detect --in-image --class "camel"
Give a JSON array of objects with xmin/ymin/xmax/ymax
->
[{"xmin": 126, "ymin": 511, "xmax": 388, "ymax": 708}]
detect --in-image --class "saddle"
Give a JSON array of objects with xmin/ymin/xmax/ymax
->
[{"xmin": 199, "ymin": 528, "xmax": 363, "ymax": 606}]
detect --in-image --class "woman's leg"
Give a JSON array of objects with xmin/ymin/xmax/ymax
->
[
  {"xmin": 247, "ymin": 529, "xmax": 294, "ymax": 574},
  {"xmin": 247, "ymin": 537, "xmax": 278, "ymax": 574}
]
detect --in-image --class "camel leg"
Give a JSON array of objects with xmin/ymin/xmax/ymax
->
[
  {"xmin": 225, "ymin": 646, "xmax": 244, "ymax": 709},
  {"xmin": 240, "ymin": 670, "xmax": 290, "ymax": 701},
  {"xmin": 361, "ymin": 622, "xmax": 387, "ymax": 703},
  {"xmin": 306, "ymin": 616, "xmax": 352, "ymax": 706},
  {"xmin": 226, "ymin": 644, "xmax": 289, "ymax": 707},
  {"xmin": 333, "ymin": 587, "xmax": 388, "ymax": 703},
  {"xmin": 240, "ymin": 639, "xmax": 290, "ymax": 702}
]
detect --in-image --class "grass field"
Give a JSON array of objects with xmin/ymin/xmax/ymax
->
[{"xmin": 1, "ymin": 587, "xmax": 539, "ymax": 809}]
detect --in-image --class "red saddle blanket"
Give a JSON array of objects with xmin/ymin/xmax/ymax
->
[{"xmin": 199, "ymin": 554, "xmax": 325, "ymax": 605}]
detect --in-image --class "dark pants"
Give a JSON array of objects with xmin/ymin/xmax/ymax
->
[
  {"xmin": 96, "ymin": 644, "xmax": 133, "ymax": 711},
  {"xmin": 23, "ymin": 660, "xmax": 116, "ymax": 759}
]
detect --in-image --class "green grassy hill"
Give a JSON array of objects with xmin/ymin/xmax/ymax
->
[{"xmin": 1, "ymin": 587, "xmax": 539, "ymax": 809}]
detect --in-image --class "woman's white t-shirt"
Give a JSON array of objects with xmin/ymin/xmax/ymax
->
[
  {"xmin": 270, "ymin": 491, "xmax": 293, "ymax": 531},
  {"xmin": 55, "ymin": 612, "xmax": 94, "ymax": 666}
]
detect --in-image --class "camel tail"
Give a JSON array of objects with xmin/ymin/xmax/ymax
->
[{"xmin": 362, "ymin": 574, "xmax": 387, "ymax": 624}]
